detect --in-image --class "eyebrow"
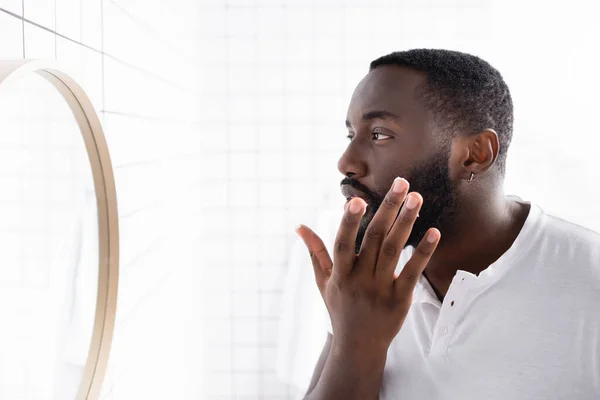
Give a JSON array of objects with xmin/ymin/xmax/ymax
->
[{"xmin": 345, "ymin": 110, "xmax": 399, "ymax": 128}]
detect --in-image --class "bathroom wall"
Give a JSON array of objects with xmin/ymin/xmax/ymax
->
[
  {"xmin": 1, "ymin": 1, "xmax": 205, "ymax": 398},
  {"xmin": 196, "ymin": 0, "xmax": 600, "ymax": 399}
]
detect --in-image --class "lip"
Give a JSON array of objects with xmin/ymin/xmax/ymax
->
[{"xmin": 341, "ymin": 184, "xmax": 368, "ymax": 203}]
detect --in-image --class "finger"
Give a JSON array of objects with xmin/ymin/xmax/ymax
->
[
  {"xmin": 394, "ymin": 228, "xmax": 440, "ymax": 299},
  {"xmin": 374, "ymin": 192, "xmax": 422, "ymax": 281},
  {"xmin": 296, "ymin": 225, "xmax": 333, "ymax": 293},
  {"xmin": 332, "ymin": 197, "xmax": 367, "ymax": 279},
  {"xmin": 356, "ymin": 177, "xmax": 409, "ymax": 274}
]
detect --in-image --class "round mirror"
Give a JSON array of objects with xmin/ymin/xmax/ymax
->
[{"xmin": 0, "ymin": 61, "xmax": 118, "ymax": 400}]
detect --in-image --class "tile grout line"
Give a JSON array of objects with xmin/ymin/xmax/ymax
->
[
  {"xmin": 21, "ymin": 0, "xmax": 25, "ymax": 58},
  {"xmin": 0, "ymin": 7, "xmax": 194, "ymax": 95},
  {"xmin": 54, "ymin": 0, "xmax": 57, "ymax": 60}
]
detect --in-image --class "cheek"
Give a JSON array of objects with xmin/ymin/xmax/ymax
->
[
  {"xmin": 372, "ymin": 159, "xmax": 411, "ymax": 192},
  {"xmin": 377, "ymin": 176, "xmax": 399, "ymax": 194},
  {"xmin": 373, "ymin": 133, "xmax": 430, "ymax": 187}
]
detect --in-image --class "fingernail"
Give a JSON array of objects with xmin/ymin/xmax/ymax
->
[
  {"xmin": 405, "ymin": 194, "xmax": 418, "ymax": 209},
  {"xmin": 427, "ymin": 230, "xmax": 439, "ymax": 243},
  {"xmin": 392, "ymin": 177, "xmax": 407, "ymax": 193},
  {"xmin": 348, "ymin": 198, "xmax": 364, "ymax": 214}
]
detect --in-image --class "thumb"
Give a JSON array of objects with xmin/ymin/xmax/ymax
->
[{"xmin": 295, "ymin": 224, "xmax": 333, "ymax": 292}]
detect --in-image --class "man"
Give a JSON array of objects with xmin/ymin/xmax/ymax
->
[{"xmin": 295, "ymin": 49, "xmax": 600, "ymax": 400}]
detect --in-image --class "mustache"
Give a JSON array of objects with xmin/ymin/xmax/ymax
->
[{"xmin": 340, "ymin": 177, "xmax": 380, "ymax": 200}]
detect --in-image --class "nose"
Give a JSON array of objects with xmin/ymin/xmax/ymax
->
[{"xmin": 337, "ymin": 140, "xmax": 367, "ymax": 178}]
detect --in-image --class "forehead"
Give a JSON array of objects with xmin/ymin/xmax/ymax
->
[{"xmin": 347, "ymin": 66, "xmax": 427, "ymax": 121}]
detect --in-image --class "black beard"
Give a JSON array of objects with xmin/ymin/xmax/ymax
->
[{"xmin": 346, "ymin": 155, "xmax": 457, "ymax": 254}]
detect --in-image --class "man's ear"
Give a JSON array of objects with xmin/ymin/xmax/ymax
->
[{"xmin": 451, "ymin": 129, "xmax": 500, "ymax": 180}]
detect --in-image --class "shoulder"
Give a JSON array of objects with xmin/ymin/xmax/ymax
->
[
  {"xmin": 539, "ymin": 210, "xmax": 600, "ymax": 257},
  {"xmin": 533, "ymin": 208, "xmax": 600, "ymax": 284}
]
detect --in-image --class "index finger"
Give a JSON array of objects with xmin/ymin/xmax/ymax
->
[
  {"xmin": 332, "ymin": 197, "xmax": 367, "ymax": 279},
  {"xmin": 296, "ymin": 224, "xmax": 333, "ymax": 293}
]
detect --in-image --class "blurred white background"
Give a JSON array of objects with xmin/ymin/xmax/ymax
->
[{"xmin": 1, "ymin": 0, "xmax": 599, "ymax": 399}]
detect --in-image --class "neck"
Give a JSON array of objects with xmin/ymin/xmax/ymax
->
[{"xmin": 423, "ymin": 185, "xmax": 529, "ymax": 299}]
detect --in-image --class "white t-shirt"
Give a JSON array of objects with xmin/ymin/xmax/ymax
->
[
  {"xmin": 277, "ymin": 200, "xmax": 600, "ymax": 399},
  {"xmin": 381, "ymin": 202, "xmax": 600, "ymax": 399}
]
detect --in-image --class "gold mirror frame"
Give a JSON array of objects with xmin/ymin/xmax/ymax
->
[{"xmin": 0, "ymin": 59, "xmax": 119, "ymax": 400}]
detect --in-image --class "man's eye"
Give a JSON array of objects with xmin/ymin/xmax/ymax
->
[
  {"xmin": 373, "ymin": 132, "xmax": 392, "ymax": 141},
  {"xmin": 347, "ymin": 133, "xmax": 354, "ymax": 140}
]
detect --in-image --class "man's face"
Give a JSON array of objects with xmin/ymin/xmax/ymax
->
[{"xmin": 339, "ymin": 66, "xmax": 458, "ymax": 253}]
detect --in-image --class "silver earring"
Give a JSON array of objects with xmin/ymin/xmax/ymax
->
[{"xmin": 467, "ymin": 172, "xmax": 475, "ymax": 183}]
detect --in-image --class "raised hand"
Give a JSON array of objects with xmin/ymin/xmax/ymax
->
[{"xmin": 296, "ymin": 177, "xmax": 440, "ymax": 351}]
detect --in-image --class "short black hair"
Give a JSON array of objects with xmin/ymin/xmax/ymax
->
[{"xmin": 370, "ymin": 49, "xmax": 513, "ymax": 174}]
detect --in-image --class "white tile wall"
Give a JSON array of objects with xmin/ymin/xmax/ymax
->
[
  {"xmin": 1, "ymin": 1, "xmax": 204, "ymax": 399},
  {"xmin": 56, "ymin": 0, "xmax": 81, "ymax": 40},
  {"xmin": 80, "ymin": 0, "xmax": 101, "ymax": 49},
  {"xmin": 24, "ymin": 0, "xmax": 55, "ymax": 29},
  {"xmin": 23, "ymin": 23, "xmax": 55, "ymax": 58},
  {"xmin": 0, "ymin": 11, "xmax": 23, "ymax": 57},
  {"xmin": 0, "ymin": 0, "xmax": 22, "ymax": 15},
  {"xmin": 196, "ymin": 1, "xmax": 600, "ymax": 399}
]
